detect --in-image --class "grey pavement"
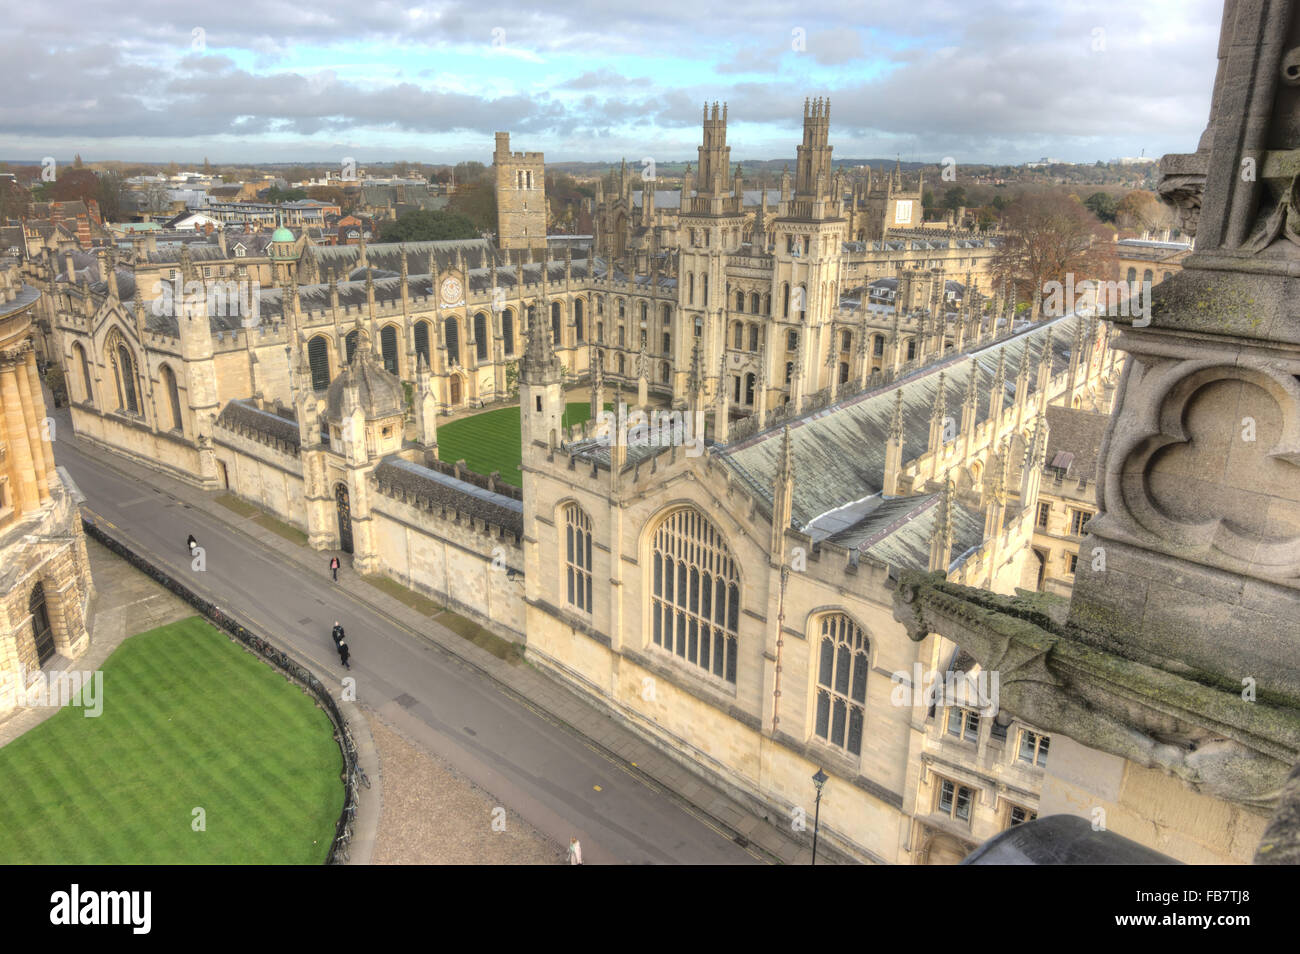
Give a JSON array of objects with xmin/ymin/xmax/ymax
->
[{"xmin": 53, "ymin": 415, "xmax": 831, "ymax": 864}]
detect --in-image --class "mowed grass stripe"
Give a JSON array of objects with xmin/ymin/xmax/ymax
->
[
  {"xmin": 437, "ymin": 401, "xmax": 595, "ymax": 487},
  {"xmin": 0, "ymin": 616, "xmax": 343, "ymax": 864}
]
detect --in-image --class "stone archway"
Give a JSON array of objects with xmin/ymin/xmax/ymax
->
[{"xmin": 335, "ymin": 483, "xmax": 353, "ymax": 554}]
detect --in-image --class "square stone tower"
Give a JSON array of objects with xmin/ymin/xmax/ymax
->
[{"xmin": 493, "ymin": 132, "xmax": 547, "ymax": 251}]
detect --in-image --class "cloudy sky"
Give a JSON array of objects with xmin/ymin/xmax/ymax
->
[{"xmin": 1, "ymin": 0, "xmax": 1223, "ymax": 166}]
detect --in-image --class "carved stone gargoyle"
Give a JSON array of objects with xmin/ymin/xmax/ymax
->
[{"xmin": 890, "ymin": 569, "xmax": 1300, "ymax": 810}]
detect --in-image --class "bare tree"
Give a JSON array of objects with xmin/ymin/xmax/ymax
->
[{"xmin": 991, "ymin": 192, "xmax": 1115, "ymax": 321}]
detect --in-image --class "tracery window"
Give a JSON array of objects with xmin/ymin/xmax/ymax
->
[
  {"xmin": 308, "ymin": 335, "xmax": 332, "ymax": 391},
  {"xmin": 564, "ymin": 504, "xmax": 593, "ymax": 614},
  {"xmin": 814, "ymin": 613, "xmax": 868, "ymax": 756},
  {"xmin": 650, "ymin": 508, "xmax": 740, "ymax": 683}
]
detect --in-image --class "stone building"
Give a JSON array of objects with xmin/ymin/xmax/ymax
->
[
  {"xmin": 1024, "ymin": 406, "xmax": 1109, "ymax": 596},
  {"xmin": 1114, "ymin": 234, "xmax": 1192, "ymax": 289},
  {"xmin": 0, "ymin": 264, "xmax": 94, "ymax": 714},
  {"xmin": 892, "ymin": 0, "xmax": 1300, "ymax": 864},
  {"xmin": 493, "ymin": 132, "xmax": 547, "ymax": 252},
  {"xmin": 14, "ymin": 96, "xmax": 1130, "ymax": 863}
]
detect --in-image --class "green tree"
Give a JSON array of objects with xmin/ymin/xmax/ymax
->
[
  {"xmin": 941, "ymin": 185, "xmax": 967, "ymax": 212},
  {"xmin": 263, "ymin": 186, "xmax": 308, "ymax": 203},
  {"xmin": 379, "ymin": 208, "xmax": 479, "ymax": 242},
  {"xmin": 1083, "ymin": 191, "xmax": 1119, "ymax": 223}
]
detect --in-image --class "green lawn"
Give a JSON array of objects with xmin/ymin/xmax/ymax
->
[
  {"xmin": 437, "ymin": 401, "xmax": 597, "ymax": 486},
  {"xmin": 0, "ymin": 616, "xmax": 344, "ymax": 864}
]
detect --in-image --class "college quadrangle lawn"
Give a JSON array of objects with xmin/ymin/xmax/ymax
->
[
  {"xmin": 0, "ymin": 616, "xmax": 344, "ymax": 864},
  {"xmin": 436, "ymin": 401, "xmax": 596, "ymax": 486}
]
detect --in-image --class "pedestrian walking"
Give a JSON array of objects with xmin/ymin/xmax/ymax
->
[
  {"xmin": 567, "ymin": 836, "xmax": 583, "ymax": 865},
  {"xmin": 331, "ymin": 621, "xmax": 344, "ymax": 646},
  {"xmin": 330, "ymin": 556, "xmax": 340, "ymax": 582},
  {"xmin": 337, "ymin": 637, "xmax": 350, "ymax": 670},
  {"xmin": 186, "ymin": 533, "xmax": 198, "ymax": 555}
]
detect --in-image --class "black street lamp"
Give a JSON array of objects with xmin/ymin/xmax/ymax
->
[{"xmin": 811, "ymin": 768, "xmax": 828, "ymax": 865}]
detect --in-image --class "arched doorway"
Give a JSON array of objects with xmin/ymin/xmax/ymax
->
[
  {"xmin": 923, "ymin": 832, "xmax": 970, "ymax": 865},
  {"xmin": 335, "ymin": 484, "xmax": 353, "ymax": 554},
  {"xmin": 30, "ymin": 582, "xmax": 56, "ymax": 665},
  {"xmin": 449, "ymin": 376, "xmax": 463, "ymax": 405}
]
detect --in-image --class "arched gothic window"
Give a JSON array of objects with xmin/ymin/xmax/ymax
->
[
  {"xmin": 502, "ymin": 310, "xmax": 515, "ymax": 356},
  {"xmin": 111, "ymin": 341, "xmax": 139, "ymax": 414},
  {"xmin": 380, "ymin": 325, "xmax": 399, "ymax": 374},
  {"xmin": 564, "ymin": 504, "xmax": 593, "ymax": 613},
  {"xmin": 650, "ymin": 507, "xmax": 740, "ymax": 682},
  {"xmin": 814, "ymin": 614, "xmax": 869, "ymax": 756},
  {"xmin": 159, "ymin": 363, "xmax": 182, "ymax": 430},
  {"xmin": 308, "ymin": 335, "xmax": 332, "ymax": 391},
  {"xmin": 474, "ymin": 312, "xmax": 489, "ymax": 361},
  {"xmin": 445, "ymin": 317, "xmax": 460, "ymax": 366},
  {"xmin": 72, "ymin": 342, "xmax": 93, "ymax": 405},
  {"xmin": 414, "ymin": 321, "xmax": 431, "ymax": 367}
]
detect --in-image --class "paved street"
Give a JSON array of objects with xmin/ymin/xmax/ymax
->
[{"xmin": 53, "ymin": 429, "xmax": 770, "ymax": 865}]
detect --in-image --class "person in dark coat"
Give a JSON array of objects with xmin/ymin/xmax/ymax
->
[
  {"xmin": 331, "ymin": 621, "xmax": 344, "ymax": 646},
  {"xmin": 187, "ymin": 534, "xmax": 198, "ymax": 554},
  {"xmin": 337, "ymin": 638, "xmax": 350, "ymax": 670},
  {"xmin": 330, "ymin": 556, "xmax": 340, "ymax": 582}
]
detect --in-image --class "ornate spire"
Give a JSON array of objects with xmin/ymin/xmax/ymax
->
[
  {"xmin": 889, "ymin": 386, "xmax": 905, "ymax": 443},
  {"xmin": 520, "ymin": 296, "xmax": 561, "ymax": 382}
]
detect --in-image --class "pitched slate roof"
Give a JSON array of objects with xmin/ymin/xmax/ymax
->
[
  {"xmin": 306, "ymin": 238, "xmax": 492, "ymax": 282},
  {"xmin": 717, "ymin": 312, "xmax": 1083, "ymax": 536},
  {"xmin": 826, "ymin": 490, "xmax": 985, "ymax": 572},
  {"xmin": 372, "ymin": 458, "xmax": 523, "ymax": 536},
  {"xmin": 216, "ymin": 399, "xmax": 301, "ymax": 452},
  {"xmin": 1043, "ymin": 406, "xmax": 1109, "ymax": 482}
]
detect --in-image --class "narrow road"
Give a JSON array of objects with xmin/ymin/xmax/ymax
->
[{"xmin": 55, "ymin": 436, "xmax": 760, "ymax": 865}]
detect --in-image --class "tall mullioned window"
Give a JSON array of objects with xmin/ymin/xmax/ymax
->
[
  {"xmin": 651, "ymin": 507, "xmax": 740, "ymax": 683},
  {"xmin": 308, "ymin": 335, "xmax": 332, "ymax": 391},
  {"xmin": 564, "ymin": 504, "xmax": 593, "ymax": 614},
  {"xmin": 815, "ymin": 613, "xmax": 869, "ymax": 756}
]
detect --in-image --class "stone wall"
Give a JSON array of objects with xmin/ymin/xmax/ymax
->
[{"xmin": 368, "ymin": 483, "xmax": 525, "ymax": 638}]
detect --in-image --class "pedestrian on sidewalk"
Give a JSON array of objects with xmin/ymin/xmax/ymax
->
[
  {"xmin": 337, "ymin": 637, "xmax": 350, "ymax": 670},
  {"xmin": 567, "ymin": 836, "xmax": 583, "ymax": 865},
  {"xmin": 331, "ymin": 621, "xmax": 344, "ymax": 646},
  {"xmin": 330, "ymin": 556, "xmax": 340, "ymax": 582}
]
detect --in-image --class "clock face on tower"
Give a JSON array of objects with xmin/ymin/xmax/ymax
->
[{"xmin": 440, "ymin": 276, "xmax": 463, "ymax": 304}]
